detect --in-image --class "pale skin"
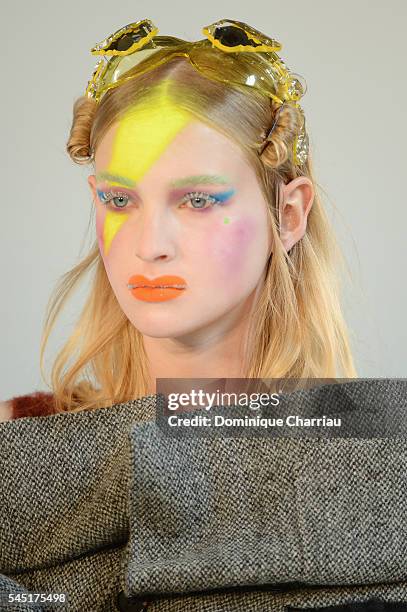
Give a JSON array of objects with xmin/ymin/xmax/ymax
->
[
  {"xmin": 0, "ymin": 401, "xmax": 12, "ymax": 422},
  {"xmin": 0, "ymin": 102, "xmax": 314, "ymax": 420},
  {"xmin": 87, "ymin": 100, "xmax": 314, "ymax": 396}
]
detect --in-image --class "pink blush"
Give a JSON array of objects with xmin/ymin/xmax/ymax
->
[{"xmin": 207, "ymin": 217, "xmax": 257, "ymax": 275}]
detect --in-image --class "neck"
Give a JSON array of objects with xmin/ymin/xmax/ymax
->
[{"xmin": 143, "ymin": 290, "xmax": 259, "ymax": 396}]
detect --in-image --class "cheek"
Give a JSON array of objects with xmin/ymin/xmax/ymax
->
[
  {"xmin": 96, "ymin": 208, "xmax": 130, "ymax": 261},
  {"xmin": 95, "ymin": 211, "xmax": 105, "ymax": 254},
  {"xmin": 206, "ymin": 217, "xmax": 258, "ymax": 282},
  {"xmin": 95, "ymin": 210, "xmax": 128, "ymax": 296}
]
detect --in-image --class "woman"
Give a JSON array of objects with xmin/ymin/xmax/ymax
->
[
  {"xmin": 0, "ymin": 18, "xmax": 356, "ymax": 420},
  {"xmin": 1, "ymin": 19, "xmax": 406, "ymax": 612}
]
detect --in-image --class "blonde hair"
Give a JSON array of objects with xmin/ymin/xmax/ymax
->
[{"xmin": 40, "ymin": 54, "xmax": 357, "ymax": 413}]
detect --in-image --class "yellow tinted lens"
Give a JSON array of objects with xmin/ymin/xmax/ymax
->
[
  {"xmin": 203, "ymin": 19, "xmax": 282, "ymax": 53},
  {"xmin": 103, "ymin": 48, "xmax": 161, "ymax": 85},
  {"xmin": 93, "ymin": 38, "xmax": 190, "ymax": 100},
  {"xmin": 213, "ymin": 25, "xmax": 259, "ymax": 49},
  {"xmin": 91, "ymin": 19, "xmax": 157, "ymax": 56},
  {"xmin": 188, "ymin": 44, "xmax": 285, "ymax": 103}
]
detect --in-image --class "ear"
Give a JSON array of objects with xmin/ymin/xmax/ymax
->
[
  {"xmin": 278, "ymin": 177, "xmax": 314, "ymax": 252},
  {"xmin": 87, "ymin": 174, "xmax": 97, "ymax": 204}
]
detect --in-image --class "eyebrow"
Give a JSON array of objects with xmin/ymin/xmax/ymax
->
[
  {"xmin": 95, "ymin": 172, "xmax": 137, "ymax": 187},
  {"xmin": 169, "ymin": 175, "xmax": 232, "ymax": 187},
  {"xmin": 95, "ymin": 172, "xmax": 232, "ymax": 188}
]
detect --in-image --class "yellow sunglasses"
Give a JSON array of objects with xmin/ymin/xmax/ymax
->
[{"xmin": 84, "ymin": 18, "xmax": 309, "ymax": 165}]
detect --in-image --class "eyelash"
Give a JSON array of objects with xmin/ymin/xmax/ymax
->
[{"xmin": 96, "ymin": 190, "xmax": 229, "ymax": 211}]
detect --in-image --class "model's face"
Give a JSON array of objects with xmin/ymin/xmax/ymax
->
[{"xmin": 88, "ymin": 97, "xmax": 271, "ymax": 339}]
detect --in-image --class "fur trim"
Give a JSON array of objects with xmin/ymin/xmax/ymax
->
[{"xmin": 10, "ymin": 391, "xmax": 56, "ymax": 420}]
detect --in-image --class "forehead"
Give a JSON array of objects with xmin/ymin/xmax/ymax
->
[
  {"xmin": 102, "ymin": 95, "xmax": 192, "ymax": 183},
  {"xmin": 95, "ymin": 97, "xmax": 252, "ymax": 185}
]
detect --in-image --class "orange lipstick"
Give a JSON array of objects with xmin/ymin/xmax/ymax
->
[{"xmin": 127, "ymin": 274, "xmax": 187, "ymax": 302}]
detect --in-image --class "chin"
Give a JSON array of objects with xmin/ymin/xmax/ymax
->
[
  {"xmin": 133, "ymin": 326, "xmax": 199, "ymax": 340},
  {"xmin": 126, "ymin": 312, "xmax": 199, "ymax": 339},
  {"xmin": 128, "ymin": 311, "xmax": 217, "ymax": 341}
]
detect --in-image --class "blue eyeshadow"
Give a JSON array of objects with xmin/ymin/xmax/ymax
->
[
  {"xmin": 214, "ymin": 189, "xmax": 236, "ymax": 203},
  {"xmin": 97, "ymin": 189, "xmax": 108, "ymax": 202}
]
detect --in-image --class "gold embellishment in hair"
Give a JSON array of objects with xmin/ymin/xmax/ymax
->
[{"xmin": 84, "ymin": 18, "xmax": 309, "ymax": 165}]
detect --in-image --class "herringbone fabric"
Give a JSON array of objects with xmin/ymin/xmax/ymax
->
[{"xmin": 0, "ymin": 380, "xmax": 406, "ymax": 611}]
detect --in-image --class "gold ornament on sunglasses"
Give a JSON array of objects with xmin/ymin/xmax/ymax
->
[{"xmin": 85, "ymin": 18, "xmax": 309, "ymax": 165}]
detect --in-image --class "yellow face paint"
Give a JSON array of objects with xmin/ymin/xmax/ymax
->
[
  {"xmin": 103, "ymin": 209, "xmax": 130, "ymax": 255},
  {"xmin": 101, "ymin": 86, "xmax": 193, "ymax": 255}
]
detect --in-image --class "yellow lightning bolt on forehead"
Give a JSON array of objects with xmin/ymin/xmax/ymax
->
[{"xmin": 102, "ymin": 84, "xmax": 193, "ymax": 255}]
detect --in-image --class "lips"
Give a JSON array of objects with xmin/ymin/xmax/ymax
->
[{"xmin": 127, "ymin": 275, "xmax": 187, "ymax": 302}]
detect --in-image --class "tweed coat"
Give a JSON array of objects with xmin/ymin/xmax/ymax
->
[{"xmin": 1, "ymin": 379, "xmax": 407, "ymax": 611}]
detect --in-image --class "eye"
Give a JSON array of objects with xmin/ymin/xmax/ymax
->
[
  {"xmin": 96, "ymin": 188, "xmax": 235, "ymax": 212},
  {"xmin": 179, "ymin": 191, "xmax": 220, "ymax": 211},
  {"xmin": 111, "ymin": 194, "xmax": 129, "ymax": 208},
  {"xmin": 97, "ymin": 189, "xmax": 130, "ymax": 209}
]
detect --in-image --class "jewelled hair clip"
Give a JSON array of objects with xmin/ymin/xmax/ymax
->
[{"xmin": 84, "ymin": 18, "xmax": 309, "ymax": 165}]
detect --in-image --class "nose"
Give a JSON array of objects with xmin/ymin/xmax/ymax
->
[{"xmin": 134, "ymin": 205, "xmax": 176, "ymax": 263}]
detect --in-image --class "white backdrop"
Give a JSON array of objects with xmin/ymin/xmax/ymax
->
[{"xmin": 1, "ymin": 0, "xmax": 406, "ymax": 397}]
